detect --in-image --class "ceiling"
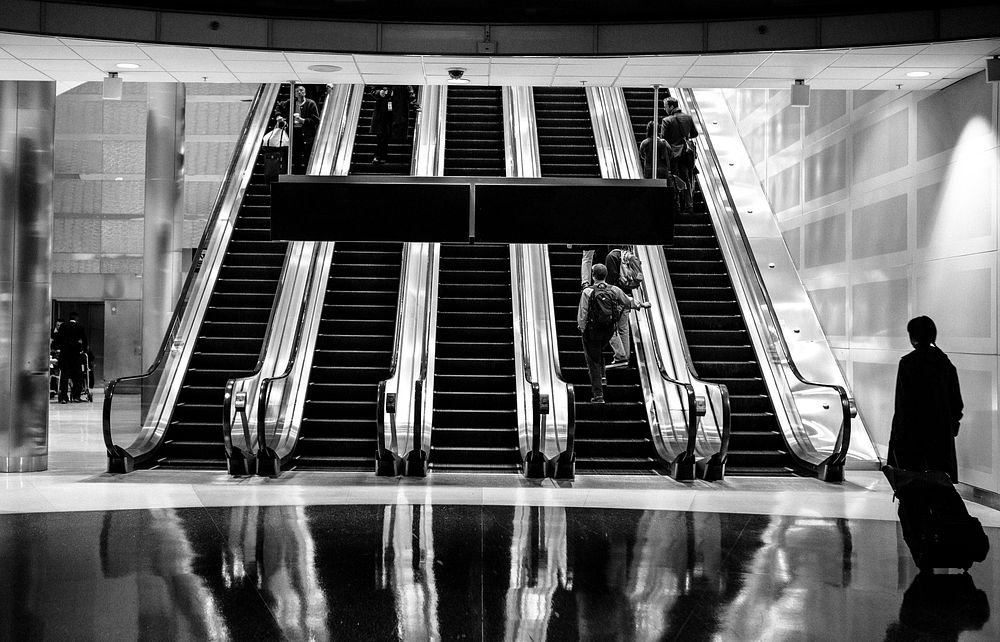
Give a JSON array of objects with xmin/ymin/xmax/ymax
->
[{"xmin": 1, "ymin": 31, "xmax": 997, "ymax": 92}]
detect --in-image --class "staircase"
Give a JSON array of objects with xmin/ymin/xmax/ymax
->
[
  {"xmin": 350, "ymin": 86, "xmax": 418, "ymax": 175},
  {"xmin": 429, "ymin": 243, "xmax": 520, "ymax": 472},
  {"xmin": 621, "ymin": 88, "xmax": 798, "ymax": 475},
  {"xmin": 444, "ymin": 86, "xmax": 504, "ymax": 176},
  {"xmin": 292, "ymin": 242, "xmax": 404, "ymax": 470},
  {"xmin": 150, "ymin": 87, "xmax": 293, "ymax": 469}
]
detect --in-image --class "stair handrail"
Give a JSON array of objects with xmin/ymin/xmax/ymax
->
[
  {"xmin": 104, "ymin": 83, "xmax": 280, "ymax": 472},
  {"xmin": 375, "ymin": 243, "xmax": 412, "ymax": 465},
  {"xmin": 679, "ymin": 88, "xmax": 853, "ymax": 478},
  {"xmin": 535, "ymin": 245, "xmax": 576, "ymax": 466}
]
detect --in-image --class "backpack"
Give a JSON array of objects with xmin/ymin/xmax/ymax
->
[
  {"xmin": 586, "ymin": 284, "xmax": 622, "ymax": 332},
  {"xmin": 617, "ymin": 249, "xmax": 643, "ymax": 289}
]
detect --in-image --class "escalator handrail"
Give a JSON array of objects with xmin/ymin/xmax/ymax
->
[
  {"xmin": 680, "ymin": 88, "xmax": 853, "ymax": 467},
  {"xmin": 539, "ymin": 248, "xmax": 576, "ymax": 456},
  {"xmin": 642, "ymin": 244, "xmax": 733, "ymax": 463},
  {"xmin": 104, "ymin": 83, "xmax": 277, "ymax": 459},
  {"xmin": 230, "ymin": 85, "xmax": 335, "ymax": 458},
  {"xmin": 254, "ymin": 242, "xmax": 324, "ymax": 456},
  {"xmin": 375, "ymin": 243, "xmax": 411, "ymax": 461},
  {"xmin": 513, "ymin": 243, "xmax": 543, "ymax": 459},
  {"xmin": 412, "ymin": 243, "xmax": 438, "ymax": 453}
]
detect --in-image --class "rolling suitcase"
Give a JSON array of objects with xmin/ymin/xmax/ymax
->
[{"xmin": 883, "ymin": 464, "xmax": 989, "ymax": 571}]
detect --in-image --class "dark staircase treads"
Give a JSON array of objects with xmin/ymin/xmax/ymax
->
[
  {"xmin": 444, "ymin": 86, "xmax": 505, "ymax": 176},
  {"xmin": 621, "ymin": 87, "xmax": 659, "ymax": 149},
  {"xmin": 291, "ymin": 242, "xmax": 404, "ymax": 470},
  {"xmin": 429, "ymin": 243, "xmax": 520, "ymax": 472},
  {"xmin": 533, "ymin": 87, "xmax": 602, "ymax": 178},
  {"xmin": 150, "ymin": 85, "xmax": 297, "ymax": 469},
  {"xmin": 547, "ymin": 245, "xmax": 663, "ymax": 474},
  {"xmin": 349, "ymin": 86, "xmax": 418, "ymax": 176}
]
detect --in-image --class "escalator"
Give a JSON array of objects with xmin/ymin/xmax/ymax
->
[
  {"xmin": 147, "ymin": 86, "xmax": 296, "ymax": 469},
  {"xmin": 622, "ymin": 89, "xmax": 797, "ymax": 476},
  {"xmin": 289, "ymin": 86, "xmax": 416, "ymax": 470},
  {"xmin": 444, "ymin": 86, "xmax": 504, "ymax": 176},
  {"xmin": 535, "ymin": 87, "xmax": 661, "ymax": 474},
  {"xmin": 427, "ymin": 87, "xmax": 519, "ymax": 472}
]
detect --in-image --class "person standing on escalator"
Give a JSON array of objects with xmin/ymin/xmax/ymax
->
[
  {"xmin": 660, "ymin": 97, "xmax": 699, "ymax": 212},
  {"xmin": 276, "ymin": 85, "xmax": 319, "ymax": 174},
  {"xmin": 369, "ymin": 86, "xmax": 419, "ymax": 165}
]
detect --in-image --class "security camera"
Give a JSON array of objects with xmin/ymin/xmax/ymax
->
[{"xmin": 447, "ymin": 68, "xmax": 466, "ymax": 81}]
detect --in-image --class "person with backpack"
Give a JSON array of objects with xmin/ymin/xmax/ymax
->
[
  {"xmin": 604, "ymin": 247, "xmax": 644, "ymax": 369},
  {"xmin": 660, "ymin": 96, "xmax": 699, "ymax": 212},
  {"xmin": 577, "ymin": 264, "xmax": 651, "ymax": 403}
]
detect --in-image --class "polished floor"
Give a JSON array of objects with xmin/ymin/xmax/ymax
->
[{"xmin": 0, "ymin": 393, "xmax": 998, "ymax": 640}]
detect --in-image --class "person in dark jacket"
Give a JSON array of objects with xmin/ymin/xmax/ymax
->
[
  {"xmin": 369, "ymin": 85, "xmax": 418, "ymax": 165},
  {"xmin": 660, "ymin": 97, "xmax": 699, "ymax": 210},
  {"xmin": 54, "ymin": 312, "xmax": 88, "ymax": 403},
  {"xmin": 577, "ymin": 264, "xmax": 650, "ymax": 403},
  {"xmin": 276, "ymin": 85, "xmax": 320, "ymax": 174},
  {"xmin": 638, "ymin": 120, "xmax": 669, "ymax": 179},
  {"xmin": 887, "ymin": 316, "xmax": 964, "ymax": 482},
  {"xmin": 604, "ymin": 247, "xmax": 634, "ymax": 368}
]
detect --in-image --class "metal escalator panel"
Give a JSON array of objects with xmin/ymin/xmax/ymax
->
[
  {"xmin": 621, "ymin": 88, "xmax": 797, "ymax": 476},
  {"xmin": 429, "ymin": 244, "xmax": 520, "ymax": 472},
  {"xmin": 533, "ymin": 87, "xmax": 601, "ymax": 178},
  {"xmin": 292, "ymin": 242, "xmax": 404, "ymax": 470},
  {"xmin": 444, "ymin": 86, "xmax": 504, "ymax": 176},
  {"xmin": 151, "ymin": 85, "xmax": 298, "ymax": 469},
  {"xmin": 349, "ymin": 86, "xmax": 418, "ymax": 176}
]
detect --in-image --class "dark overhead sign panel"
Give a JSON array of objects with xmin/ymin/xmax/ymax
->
[{"xmin": 271, "ymin": 176, "xmax": 673, "ymax": 245}]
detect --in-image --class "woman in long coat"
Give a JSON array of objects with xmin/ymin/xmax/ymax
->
[{"xmin": 887, "ymin": 316, "xmax": 964, "ymax": 481}]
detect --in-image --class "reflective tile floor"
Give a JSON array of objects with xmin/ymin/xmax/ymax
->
[{"xmin": 0, "ymin": 393, "xmax": 997, "ymax": 640}]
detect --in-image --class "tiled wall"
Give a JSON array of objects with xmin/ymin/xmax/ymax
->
[
  {"xmin": 52, "ymin": 82, "xmax": 255, "ymax": 379},
  {"xmin": 723, "ymin": 74, "xmax": 1000, "ymax": 493}
]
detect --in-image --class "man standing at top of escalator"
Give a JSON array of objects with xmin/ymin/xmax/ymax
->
[
  {"xmin": 369, "ymin": 86, "xmax": 419, "ymax": 165},
  {"xmin": 660, "ymin": 96, "xmax": 699, "ymax": 212},
  {"xmin": 277, "ymin": 85, "xmax": 319, "ymax": 174}
]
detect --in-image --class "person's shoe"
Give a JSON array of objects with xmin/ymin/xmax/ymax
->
[
  {"xmin": 601, "ymin": 377, "xmax": 607, "ymax": 387},
  {"xmin": 371, "ymin": 157, "xmax": 385, "ymax": 165},
  {"xmin": 590, "ymin": 396, "xmax": 605, "ymax": 404},
  {"xmin": 606, "ymin": 359, "xmax": 628, "ymax": 370},
  {"xmin": 71, "ymin": 397, "xmax": 83, "ymax": 403},
  {"xmin": 58, "ymin": 397, "xmax": 68, "ymax": 404}
]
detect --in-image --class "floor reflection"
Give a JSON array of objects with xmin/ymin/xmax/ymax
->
[{"xmin": 0, "ymin": 505, "xmax": 996, "ymax": 641}]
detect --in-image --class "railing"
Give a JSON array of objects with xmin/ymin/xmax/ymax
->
[
  {"xmin": 220, "ymin": 83, "xmax": 354, "ymax": 476},
  {"xmin": 403, "ymin": 242, "xmax": 439, "ymax": 476},
  {"xmin": 375, "ymin": 243, "xmax": 412, "ymax": 475},
  {"xmin": 680, "ymin": 88, "xmax": 856, "ymax": 482},
  {"xmin": 511, "ymin": 243, "xmax": 545, "ymax": 478},
  {"xmin": 103, "ymin": 83, "xmax": 281, "ymax": 473}
]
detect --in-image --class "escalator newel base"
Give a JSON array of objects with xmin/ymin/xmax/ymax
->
[
  {"xmin": 548, "ymin": 451, "xmax": 576, "ymax": 480},
  {"xmin": 523, "ymin": 451, "xmax": 548, "ymax": 479},
  {"xmin": 107, "ymin": 447, "xmax": 135, "ymax": 474},
  {"xmin": 226, "ymin": 448, "xmax": 257, "ymax": 476},
  {"xmin": 255, "ymin": 448, "xmax": 281, "ymax": 477},
  {"xmin": 375, "ymin": 452, "xmax": 401, "ymax": 477},
  {"xmin": 670, "ymin": 452, "xmax": 697, "ymax": 482},
  {"xmin": 403, "ymin": 448, "xmax": 427, "ymax": 477},
  {"xmin": 817, "ymin": 461, "xmax": 845, "ymax": 484},
  {"xmin": 697, "ymin": 454, "xmax": 726, "ymax": 482}
]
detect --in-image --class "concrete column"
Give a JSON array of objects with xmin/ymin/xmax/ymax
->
[
  {"xmin": 141, "ymin": 83, "xmax": 185, "ymax": 369},
  {"xmin": 0, "ymin": 81, "xmax": 55, "ymax": 472}
]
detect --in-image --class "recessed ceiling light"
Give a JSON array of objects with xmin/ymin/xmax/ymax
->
[
  {"xmin": 307, "ymin": 64, "xmax": 342, "ymax": 73},
  {"xmin": 905, "ymin": 71, "xmax": 931, "ymax": 78},
  {"xmin": 116, "ymin": 63, "xmax": 140, "ymax": 69}
]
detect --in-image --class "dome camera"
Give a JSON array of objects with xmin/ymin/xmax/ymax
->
[{"xmin": 447, "ymin": 68, "xmax": 470, "ymax": 83}]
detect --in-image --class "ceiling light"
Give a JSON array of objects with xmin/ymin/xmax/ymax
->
[
  {"xmin": 116, "ymin": 63, "xmax": 140, "ymax": 69},
  {"xmin": 905, "ymin": 71, "xmax": 930, "ymax": 78},
  {"xmin": 307, "ymin": 64, "xmax": 342, "ymax": 73}
]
